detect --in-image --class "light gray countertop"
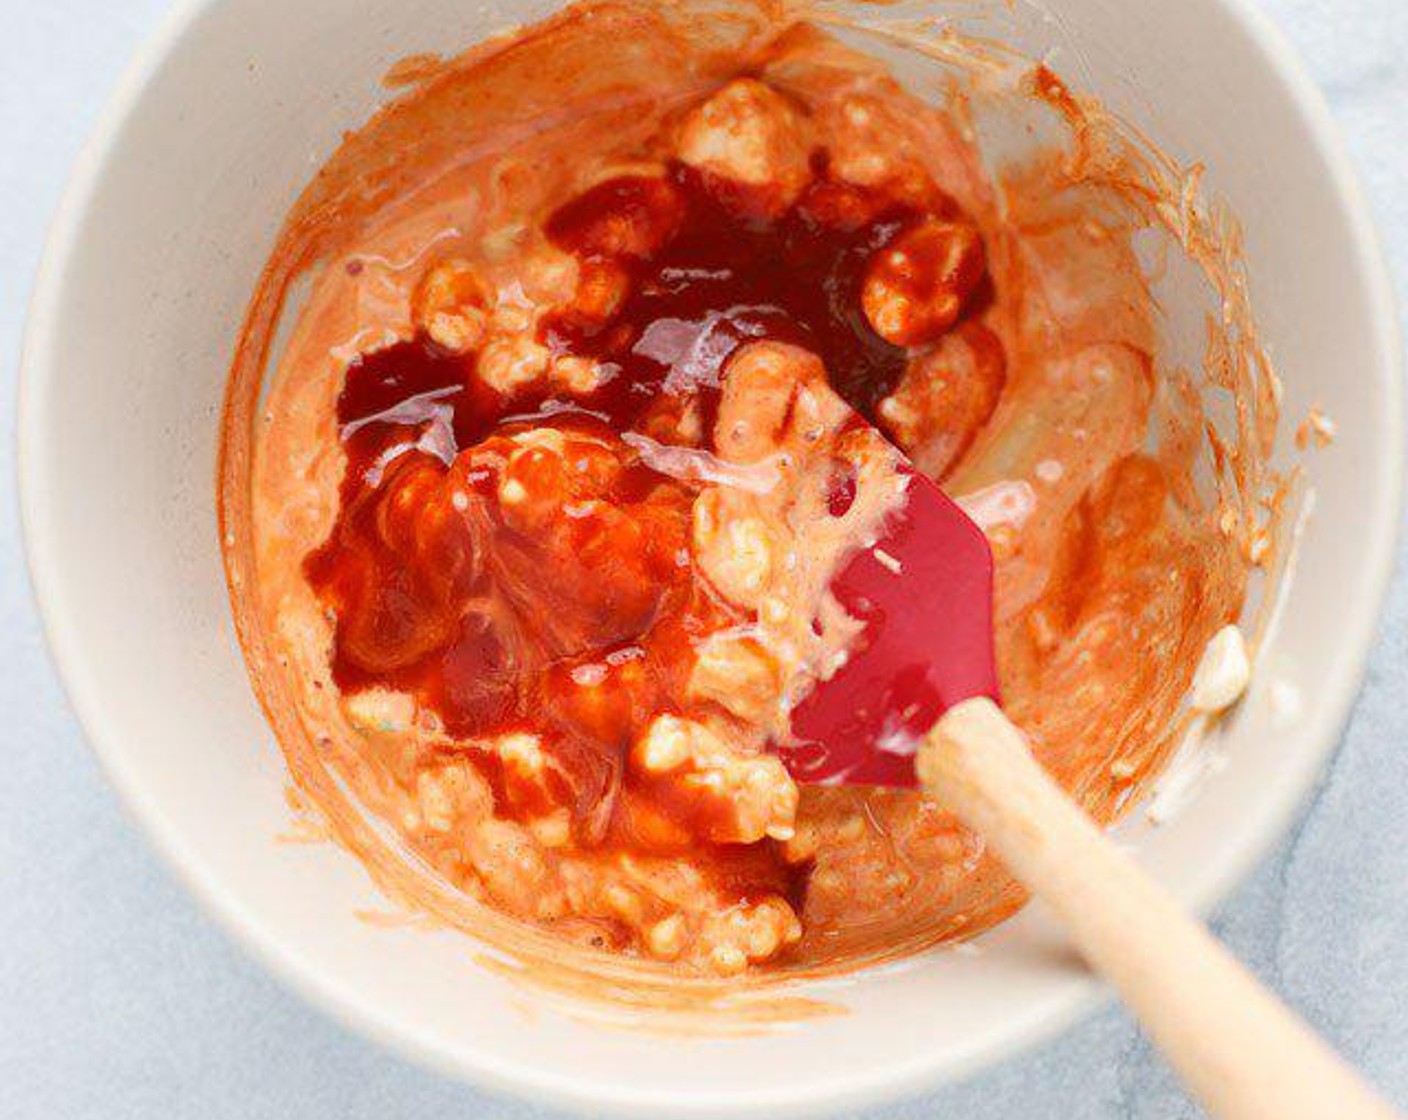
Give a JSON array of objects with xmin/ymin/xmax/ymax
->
[{"xmin": 2, "ymin": 1, "xmax": 1405, "ymax": 1116}]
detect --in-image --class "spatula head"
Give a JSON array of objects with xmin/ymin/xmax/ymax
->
[{"xmin": 783, "ymin": 467, "xmax": 998, "ymax": 787}]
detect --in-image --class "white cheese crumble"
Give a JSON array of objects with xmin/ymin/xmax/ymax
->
[
  {"xmin": 1189, "ymin": 624, "xmax": 1251, "ymax": 714},
  {"xmin": 872, "ymin": 546, "xmax": 902, "ymax": 575}
]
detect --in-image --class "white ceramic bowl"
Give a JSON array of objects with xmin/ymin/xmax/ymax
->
[{"xmin": 19, "ymin": 0, "xmax": 1402, "ymax": 1115}]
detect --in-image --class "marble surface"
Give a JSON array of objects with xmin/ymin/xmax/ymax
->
[{"xmin": 2, "ymin": 1, "xmax": 1405, "ymax": 1116}]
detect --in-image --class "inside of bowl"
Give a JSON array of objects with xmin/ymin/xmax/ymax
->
[{"xmin": 21, "ymin": 0, "xmax": 1399, "ymax": 1111}]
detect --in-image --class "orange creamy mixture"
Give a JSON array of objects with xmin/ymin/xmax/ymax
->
[{"xmin": 223, "ymin": 2, "xmax": 1253, "ymax": 977}]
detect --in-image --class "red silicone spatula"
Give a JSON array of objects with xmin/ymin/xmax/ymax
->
[
  {"xmin": 784, "ymin": 465, "xmax": 997, "ymax": 788},
  {"xmin": 782, "ymin": 454, "xmax": 1397, "ymax": 1120}
]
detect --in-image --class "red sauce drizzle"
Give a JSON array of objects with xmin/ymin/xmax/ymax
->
[
  {"xmin": 542, "ymin": 161, "xmax": 917, "ymax": 423},
  {"xmin": 303, "ymin": 152, "xmax": 985, "ymax": 853}
]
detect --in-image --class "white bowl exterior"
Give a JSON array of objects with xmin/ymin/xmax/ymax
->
[{"xmin": 19, "ymin": 0, "xmax": 1402, "ymax": 1116}]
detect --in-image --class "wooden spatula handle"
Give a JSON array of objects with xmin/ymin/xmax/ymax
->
[{"xmin": 921, "ymin": 697, "xmax": 1398, "ymax": 1120}]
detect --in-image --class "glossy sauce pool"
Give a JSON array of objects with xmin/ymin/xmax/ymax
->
[{"xmin": 307, "ymin": 161, "xmax": 949, "ymax": 741}]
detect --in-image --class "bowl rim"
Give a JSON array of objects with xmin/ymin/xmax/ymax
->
[{"xmin": 17, "ymin": 0, "xmax": 1405, "ymax": 1115}]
